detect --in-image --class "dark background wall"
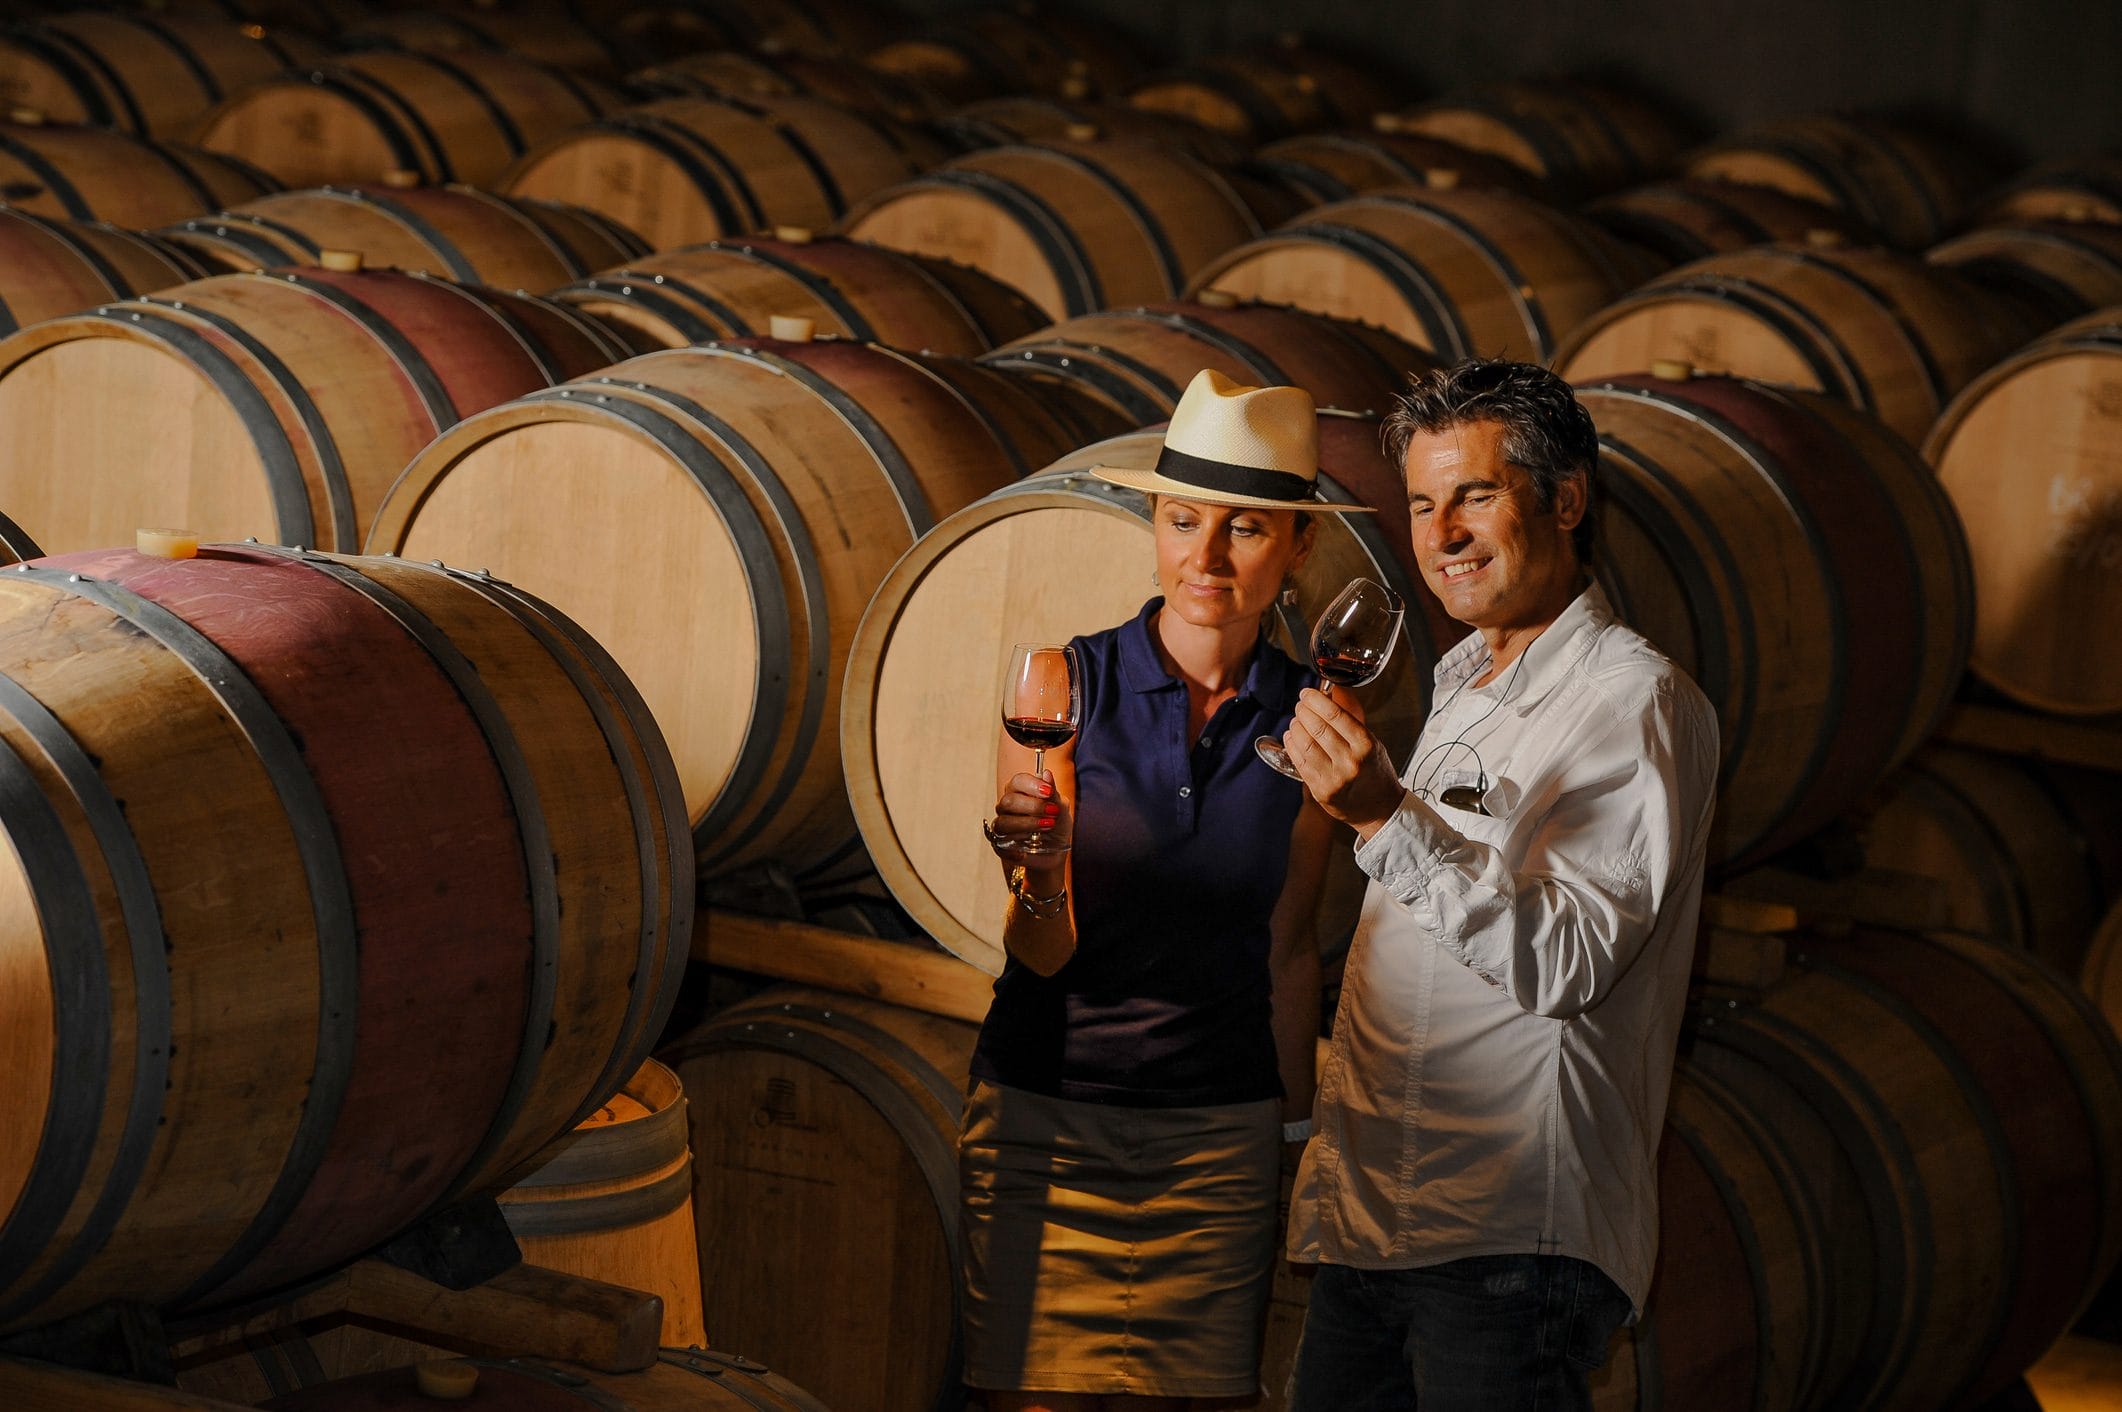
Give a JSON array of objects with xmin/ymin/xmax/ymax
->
[{"xmin": 907, "ymin": 0, "xmax": 2121, "ymax": 168}]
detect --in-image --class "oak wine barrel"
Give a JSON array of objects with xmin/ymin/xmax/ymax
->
[
  {"xmin": 0, "ymin": 12, "xmax": 322, "ymax": 136},
  {"xmin": 1922, "ymin": 309, "xmax": 2122, "ymax": 715},
  {"xmin": 1974, "ymin": 153, "xmax": 2122, "ymax": 227},
  {"xmin": 1682, "ymin": 114, "xmax": 1999, "ymax": 250},
  {"xmin": 156, "ymin": 180, "xmax": 649, "ymax": 289},
  {"xmin": 342, "ymin": 5, "xmax": 627, "ymax": 79},
  {"xmin": 1853, "ymin": 746, "xmax": 2112, "ymax": 975},
  {"xmin": 610, "ymin": 0, "xmax": 903, "ymax": 63},
  {"xmin": 365, "ymin": 335, "xmax": 1101, "ymax": 881},
  {"xmin": 1125, "ymin": 40, "xmax": 1398, "ymax": 144},
  {"xmin": 1252, "ymin": 126, "xmax": 1544, "ymax": 205},
  {"xmin": 1554, "ymin": 238, "xmax": 2043, "ymax": 446},
  {"xmin": 1588, "ymin": 177, "xmax": 1873, "ymax": 264},
  {"xmin": 197, "ymin": 49, "xmax": 619, "ymax": 190},
  {"xmin": 0, "ymin": 260, "xmax": 629, "ymax": 557},
  {"xmin": 550, "ymin": 231, "xmax": 1045, "ymax": 356},
  {"xmin": 839, "ymin": 414, "xmax": 1438, "ymax": 976},
  {"xmin": 838, "ymin": 138, "xmax": 1263, "ymax": 321},
  {"xmin": 633, "ymin": 50, "xmax": 951, "ymax": 126},
  {"xmin": 1928, "ymin": 218, "xmax": 2122, "ymax": 328},
  {"xmin": 1391, "ymin": 80, "xmax": 1690, "ymax": 200},
  {"xmin": 0, "ymin": 206, "xmax": 209, "ymax": 335},
  {"xmin": 940, "ymin": 95, "xmax": 1246, "ymax": 166},
  {"xmin": 1577, "ymin": 371, "xmax": 1972, "ymax": 870},
  {"xmin": 864, "ymin": 2, "xmax": 1138, "ymax": 104},
  {"xmin": 659, "ymin": 986, "xmax": 977, "ymax": 1412},
  {"xmin": 259, "ymin": 1349, "xmax": 830, "ymax": 1410},
  {"xmin": 0, "ymin": 542, "xmax": 690, "ymax": 1331},
  {"xmin": 978, "ymin": 297, "xmax": 1436, "ymax": 426},
  {"xmin": 1684, "ymin": 928, "xmax": 2122, "ymax": 1410},
  {"xmin": 0, "ymin": 112, "xmax": 277, "ymax": 228},
  {"xmin": 497, "ymin": 1059, "xmax": 705, "ymax": 1350},
  {"xmin": 501, "ymin": 92, "xmax": 938, "ymax": 253},
  {"xmin": 1186, "ymin": 185, "xmax": 1663, "ymax": 363}
]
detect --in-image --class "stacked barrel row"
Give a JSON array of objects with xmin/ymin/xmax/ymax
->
[{"xmin": 0, "ymin": 5, "xmax": 2119, "ymax": 1412}]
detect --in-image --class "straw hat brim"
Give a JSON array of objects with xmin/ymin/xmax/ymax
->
[{"xmin": 1087, "ymin": 463, "xmax": 1378, "ymax": 513}]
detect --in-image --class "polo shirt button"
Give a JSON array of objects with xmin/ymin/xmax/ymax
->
[{"xmin": 1178, "ymin": 786, "xmax": 1192, "ymax": 797}]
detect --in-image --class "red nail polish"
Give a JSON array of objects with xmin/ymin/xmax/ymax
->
[{"xmin": 1038, "ymin": 818, "xmax": 1055, "ymax": 829}]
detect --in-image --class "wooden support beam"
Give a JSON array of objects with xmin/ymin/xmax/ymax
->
[
  {"xmin": 339, "ymin": 1261, "xmax": 660, "ymax": 1374},
  {"xmin": 1934, "ymin": 702, "xmax": 2122, "ymax": 774},
  {"xmin": 0, "ymin": 1357, "xmax": 254, "ymax": 1412},
  {"xmin": 695, "ymin": 909, "xmax": 995, "ymax": 1023}
]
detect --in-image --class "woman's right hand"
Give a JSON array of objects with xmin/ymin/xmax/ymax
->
[{"xmin": 986, "ymin": 769, "xmax": 1072, "ymax": 862}]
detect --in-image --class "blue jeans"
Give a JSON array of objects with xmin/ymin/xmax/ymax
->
[{"xmin": 1287, "ymin": 1255, "xmax": 1632, "ymax": 1412}]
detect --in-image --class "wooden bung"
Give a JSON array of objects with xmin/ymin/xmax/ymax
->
[
  {"xmin": 767, "ymin": 313, "xmax": 816, "ymax": 341},
  {"xmin": 771, "ymin": 224, "xmax": 815, "ymax": 244},
  {"xmin": 382, "ymin": 168, "xmax": 422, "ymax": 189},
  {"xmin": 8, "ymin": 105, "xmax": 44, "ymax": 125},
  {"xmin": 135, "ymin": 528, "xmax": 199, "ymax": 559},
  {"xmin": 1649, "ymin": 358, "xmax": 1694, "ymax": 380},
  {"xmin": 415, "ymin": 1361, "xmax": 479, "ymax": 1400},
  {"xmin": 319, "ymin": 248, "xmax": 363, "ymax": 272}
]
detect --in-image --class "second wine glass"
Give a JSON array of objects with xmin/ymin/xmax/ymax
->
[{"xmin": 1256, "ymin": 578, "xmax": 1404, "ymax": 780}]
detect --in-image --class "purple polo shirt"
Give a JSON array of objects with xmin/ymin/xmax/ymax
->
[{"xmin": 970, "ymin": 597, "xmax": 1309, "ymax": 1107}]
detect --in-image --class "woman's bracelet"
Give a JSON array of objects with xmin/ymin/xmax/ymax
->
[
  {"xmin": 1008, "ymin": 865, "xmax": 1069, "ymax": 921},
  {"xmin": 1281, "ymin": 1118, "xmax": 1314, "ymax": 1143}
]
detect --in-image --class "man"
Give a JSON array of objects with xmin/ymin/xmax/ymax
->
[{"xmin": 1278, "ymin": 359, "xmax": 1720, "ymax": 1410}]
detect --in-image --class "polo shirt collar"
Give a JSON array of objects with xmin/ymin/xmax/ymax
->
[
  {"xmin": 1431, "ymin": 581, "xmax": 1613, "ymax": 711},
  {"xmin": 1118, "ymin": 596, "xmax": 1276, "ymax": 701}
]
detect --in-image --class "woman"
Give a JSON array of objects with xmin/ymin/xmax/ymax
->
[{"xmin": 965, "ymin": 370, "xmax": 1372, "ymax": 1410}]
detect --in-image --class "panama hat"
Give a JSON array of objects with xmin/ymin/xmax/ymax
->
[{"xmin": 1090, "ymin": 369, "xmax": 1375, "ymax": 513}]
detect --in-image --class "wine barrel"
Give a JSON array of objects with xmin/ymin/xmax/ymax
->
[
  {"xmin": 0, "ymin": 259, "xmax": 629, "ymax": 557},
  {"xmin": 1186, "ymin": 186, "xmax": 1662, "ymax": 363},
  {"xmin": 1686, "ymin": 928, "xmax": 2122, "ymax": 1411},
  {"xmin": 1554, "ymin": 238, "xmax": 2043, "ymax": 446},
  {"xmin": 941, "ymin": 95, "xmax": 1247, "ymax": 166},
  {"xmin": 839, "ymin": 414, "xmax": 1437, "ymax": 975},
  {"xmin": 197, "ymin": 49, "xmax": 619, "ymax": 190},
  {"xmin": 0, "ymin": 113, "xmax": 276, "ymax": 228},
  {"xmin": 1252, "ymin": 126, "xmax": 1544, "ymax": 205},
  {"xmin": 0, "ymin": 541, "xmax": 690, "ymax": 1331},
  {"xmin": 1576, "ymin": 372, "xmax": 1972, "ymax": 870},
  {"xmin": 634, "ymin": 50, "xmax": 951, "ymax": 126},
  {"xmin": 549, "ymin": 232, "xmax": 1046, "ymax": 356},
  {"xmin": 1922, "ymin": 310, "xmax": 2122, "ymax": 715},
  {"xmin": 365, "ymin": 335, "xmax": 1100, "ymax": 880},
  {"xmin": 497, "ymin": 1059, "xmax": 705, "ymax": 1350},
  {"xmin": 1588, "ymin": 178, "xmax": 1873, "ymax": 265},
  {"xmin": 1853, "ymin": 747, "xmax": 2111, "ymax": 975},
  {"xmin": 0, "ymin": 12, "xmax": 322, "ymax": 136},
  {"xmin": 838, "ymin": 138, "xmax": 1263, "ymax": 321},
  {"xmin": 659, "ymin": 986, "xmax": 977, "ymax": 1412},
  {"xmin": 1975, "ymin": 153, "xmax": 2122, "ymax": 226},
  {"xmin": 0, "ymin": 206, "xmax": 208, "ymax": 335},
  {"xmin": 1682, "ymin": 114, "xmax": 1999, "ymax": 251},
  {"xmin": 1928, "ymin": 219, "xmax": 2122, "ymax": 328},
  {"xmin": 259, "ymin": 1349, "xmax": 829, "ymax": 1410},
  {"xmin": 1392, "ymin": 80, "xmax": 1690, "ymax": 200},
  {"xmin": 2083, "ymin": 901, "xmax": 2122, "ymax": 1047},
  {"xmin": 611, "ymin": 0, "xmax": 901, "ymax": 63},
  {"xmin": 343, "ymin": 6, "xmax": 628, "ymax": 78},
  {"xmin": 1125, "ymin": 40, "xmax": 1398, "ymax": 143},
  {"xmin": 978, "ymin": 298, "xmax": 1435, "ymax": 426},
  {"xmin": 156, "ymin": 180, "xmax": 649, "ymax": 289},
  {"xmin": 1599, "ymin": 1065, "xmax": 1825, "ymax": 1411},
  {"xmin": 500, "ymin": 93, "xmax": 938, "ymax": 253},
  {"xmin": 865, "ymin": 2, "xmax": 1138, "ymax": 104}
]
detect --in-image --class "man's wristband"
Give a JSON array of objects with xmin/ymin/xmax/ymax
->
[{"xmin": 1281, "ymin": 1118, "xmax": 1314, "ymax": 1142}]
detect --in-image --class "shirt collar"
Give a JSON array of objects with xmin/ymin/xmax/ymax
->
[
  {"xmin": 1118, "ymin": 596, "xmax": 1277, "ymax": 701},
  {"xmin": 1431, "ymin": 582, "xmax": 1614, "ymax": 712}
]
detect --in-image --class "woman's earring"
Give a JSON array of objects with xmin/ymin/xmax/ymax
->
[
  {"xmin": 1151, "ymin": 569, "xmax": 1160, "ymax": 587},
  {"xmin": 1279, "ymin": 580, "xmax": 1299, "ymax": 606}
]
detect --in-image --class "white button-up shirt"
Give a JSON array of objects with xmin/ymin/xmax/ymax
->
[{"xmin": 1285, "ymin": 583, "xmax": 1719, "ymax": 1312}]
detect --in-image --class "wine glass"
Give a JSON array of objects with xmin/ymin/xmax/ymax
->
[
  {"xmin": 1257, "ymin": 578, "xmax": 1405, "ymax": 780},
  {"xmin": 987, "ymin": 642, "xmax": 1079, "ymax": 857}
]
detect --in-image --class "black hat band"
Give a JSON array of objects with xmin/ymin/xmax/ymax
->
[{"xmin": 1152, "ymin": 444, "xmax": 1318, "ymax": 502}]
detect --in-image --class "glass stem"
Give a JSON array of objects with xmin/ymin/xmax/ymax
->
[
  {"xmin": 1321, "ymin": 683, "xmax": 1334, "ymax": 705},
  {"xmin": 1033, "ymin": 747, "xmax": 1045, "ymax": 777}
]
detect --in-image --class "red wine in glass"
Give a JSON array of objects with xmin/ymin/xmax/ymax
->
[
  {"xmin": 1258, "ymin": 578, "xmax": 1405, "ymax": 780},
  {"xmin": 989, "ymin": 642, "xmax": 1079, "ymax": 856}
]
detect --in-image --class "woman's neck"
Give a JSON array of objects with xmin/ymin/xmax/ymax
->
[{"xmin": 1151, "ymin": 603, "xmax": 1259, "ymax": 694}]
